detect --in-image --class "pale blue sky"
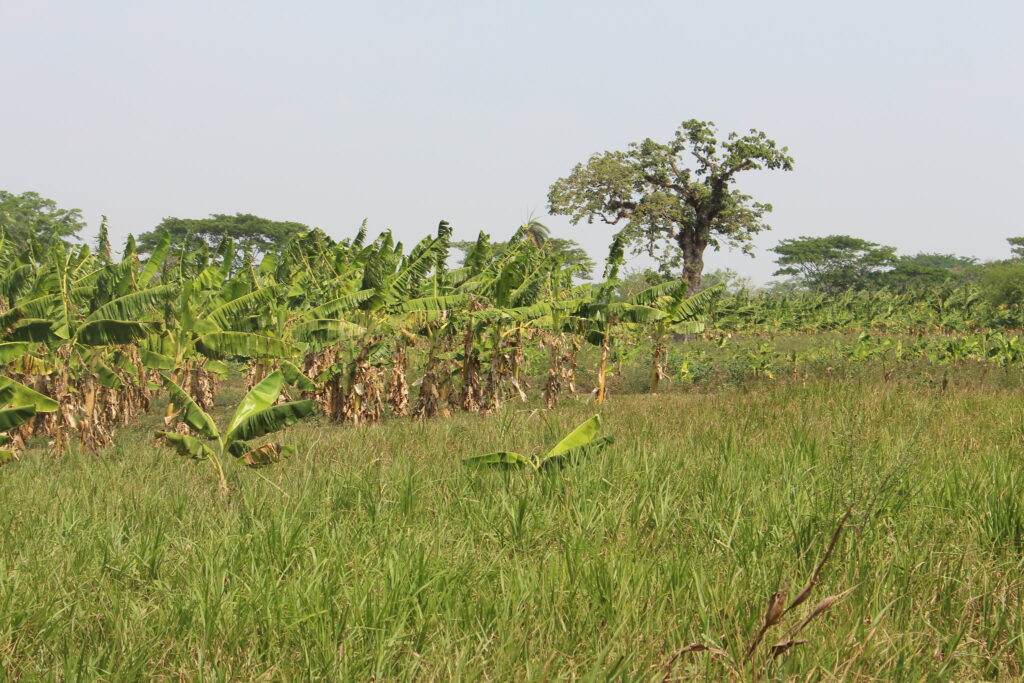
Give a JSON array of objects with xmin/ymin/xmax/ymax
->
[{"xmin": 3, "ymin": 0, "xmax": 1022, "ymax": 282}]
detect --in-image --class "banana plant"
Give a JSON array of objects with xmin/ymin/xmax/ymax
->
[
  {"xmin": 0, "ymin": 375, "xmax": 59, "ymax": 463},
  {"xmin": 155, "ymin": 370, "xmax": 315, "ymax": 493},
  {"xmin": 628, "ymin": 283, "xmax": 723, "ymax": 393},
  {"xmin": 463, "ymin": 414, "xmax": 612, "ymax": 471}
]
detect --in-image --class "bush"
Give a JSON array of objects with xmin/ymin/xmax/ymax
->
[{"xmin": 979, "ymin": 261, "xmax": 1024, "ymax": 307}]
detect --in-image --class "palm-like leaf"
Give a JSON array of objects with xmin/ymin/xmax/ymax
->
[
  {"xmin": 0, "ymin": 377, "xmax": 59, "ymax": 412},
  {"xmin": 462, "ymin": 451, "xmax": 536, "ymax": 469},
  {"xmin": 0, "ymin": 342, "xmax": 30, "ymax": 364},
  {"xmin": 0, "ymin": 405, "xmax": 36, "ymax": 432},
  {"xmin": 86, "ymin": 285, "xmax": 177, "ymax": 322},
  {"xmin": 155, "ymin": 431, "xmax": 216, "ymax": 459},
  {"xmin": 292, "ymin": 319, "xmax": 366, "ymax": 344},
  {"xmin": 227, "ymin": 370, "xmax": 285, "ymax": 434},
  {"xmin": 161, "ymin": 375, "xmax": 219, "ymax": 439},
  {"xmin": 227, "ymin": 400, "xmax": 316, "ymax": 442},
  {"xmin": 196, "ymin": 332, "xmax": 293, "ymax": 360},
  {"xmin": 77, "ymin": 320, "xmax": 152, "ymax": 346}
]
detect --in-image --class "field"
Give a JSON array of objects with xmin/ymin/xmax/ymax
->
[
  {"xmin": 4, "ymin": 358, "xmax": 1024, "ymax": 680},
  {"xmin": 4, "ymin": 226, "xmax": 1024, "ymax": 679}
]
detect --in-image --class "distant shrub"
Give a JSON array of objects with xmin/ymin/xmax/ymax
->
[{"xmin": 979, "ymin": 261, "xmax": 1024, "ymax": 307}]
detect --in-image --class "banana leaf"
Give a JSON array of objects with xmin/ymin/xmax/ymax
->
[
  {"xmin": 155, "ymin": 431, "xmax": 216, "ymax": 460},
  {"xmin": 0, "ymin": 405, "xmax": 36, "ymax": 432},
  {"xmin": 0, "ymin": 377, "xmax": 58, "ymax": 412},
  {"xmin": 280, "ymin": 360, "xmax": 317, "ymax": 391},
  {"xmin": 161, "ymin": 375, "xmax": 219, "ymax": 439},
  {"xmin": 197, "ymin": 332, "xmax": 294, "ymax": 360},
  {"xmin": 0, "ymin": 342, "xmax": 30, "ymax": 364},
  {"xmin": 227, "ymin": 400, "xmax": 316, "ymax": 443},
  {"xmin": 227, "ymin": 370, "xmax": 285, "ymax": 434},
  {"xmin": 462, "ymin": 451, "xmax": 536, "ymax": 469},
  {"xmin": 77, "ymin": 320, "xmax": 152, "ymax": 346}
]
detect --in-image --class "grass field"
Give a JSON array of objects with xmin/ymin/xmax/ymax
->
[{"xmin": 3, "ymin": 364, "xmax": 1024, "ymax": 680}]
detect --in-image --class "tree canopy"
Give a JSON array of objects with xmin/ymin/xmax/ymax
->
[
  {"xmin": 876, "ymin": 253, "xmax": 976, "ymax": 290},
  {"xmin": 0, "ymin": 190, "xmax": 86, "ymax": 249},
  {"xmin": 136, "ymin": 213, "xmax": 310, "ymax": 264},
  {"xmin": 770, "ymin": 235, "xmax": 897, "ymax": 293},
  {"xmin": 547, "ymin": 119, "xmax": 793, "ymax": 291},
  {"xmin": 451, "ymin": 236, "xmax": 594, "ymax": 279}
]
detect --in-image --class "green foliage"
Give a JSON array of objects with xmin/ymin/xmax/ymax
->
[
  {"xmin": 2, "ymin": 375, "xmax": 1024, "ymax": 678},
  {"xmin": 156, "ymin": 370, "xmax": 314, "ymax": 491},
  {"xmin": 0, "ymin": 377, "xmax": 57, "ymax": 463},
  {"xmin": 452, "ymin": 236, "xmax": 595, "ymax": 279},
  {"xmin": 136, "ymin": 213, "xmax": 310, "ymax": 268},
  {"xmin": 979, "ymin": 261, "xmax": 1024, "ymax": 307},
  {"xmin": 548, "ymin": 119, "xmax": 793, "ymax": 289},
  {"xmin": 770, "ymin": 235, "xmax": 897, "ymax": 292},
  {"xmin": 614, "ymin": 268, "xmax": 674, "ymax": 301},
  {"xmin": 463, "ymin": 415, "xmax": 612, "ymax": 470},
  {"xmin": 0, "ymin": 190, "xmax": 86, "ymax": 249},
  {"xmin": 0, "ymin": 376, "xmax": 59, "ymax": 413},
  {"xmin": 875, "ymin": 253, "xmax": 977, "ymax": 290}
]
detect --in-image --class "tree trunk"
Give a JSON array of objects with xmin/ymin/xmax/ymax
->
[
  {"xmin": 596, "ymin": 328, "xmax": 610, "ymax": 404},
  {"xmin": 677, "ymin": 226, "xmax": 708, "ymax": 293}
]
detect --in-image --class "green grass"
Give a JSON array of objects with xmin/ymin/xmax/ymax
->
[{"xmin": 3, "ymin": 367, "xmax": 1024, "ymax": 679}]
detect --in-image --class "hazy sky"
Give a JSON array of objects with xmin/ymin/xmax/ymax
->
[{"xmin": 3, "ymin": 0, "xmax": 1022, "ymax": 282}]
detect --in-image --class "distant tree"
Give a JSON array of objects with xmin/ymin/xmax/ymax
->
[
  {"xmin": 980, "ymin": 261, "xmax": 1024, "ymax": 306},
  {"xmin": 518, "ymin": 217, "xmax": 551, "ymax": 247},
  {"xmin": 613, "ymin": 267, "xmax": 674, "ymax": 300},
  {"xmin": 136, "ymin": 213, "xmax": 310, "ymax": 265},
  {"xmin": 897, "ymin": 253, "xmax": 977, "ymax": 271},
  {"xmin": 547, "ymin": 119, "xmax": 793, "ymax": 291},
  {"xmin": 770, "ymin": 235, "xmax": 897, "ymax": 292},
  {"xmin": 615, "ymin": 265, "xmax": 751, "ymax": 300},
  {"xmin": 877, "ymin": 252, "xmax": 977, "ymax": 290},
  {"xmin": 699, "ymin": 267, "xmax": 754, "ymax": 292},
  {"xmin": 451, "ymin": 231, "xmax": 595, "ymax": 279},
  {"xmin": 0, "ymin": 190, "xmax": 86, "ymax": 249},
  {"xmin": 1008, "ymin": 237, "xmax": 1024, "ymax": 259}
]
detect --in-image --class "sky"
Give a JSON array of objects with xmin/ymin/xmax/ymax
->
[{"xmin": 2, "ymin": 0, "xmax": 1022, "ymax": 283}]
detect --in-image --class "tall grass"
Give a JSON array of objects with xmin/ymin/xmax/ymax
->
[{"xmin": 2, "ymin": 368, "xmax": 1023, "ymax": 679}]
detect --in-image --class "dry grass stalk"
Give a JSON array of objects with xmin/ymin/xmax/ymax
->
[
  {"xmin": 742, "ymin": 506, "xmax": 854, "ymax": 665},
  {"xmin": 784, "ymin": 585, "xmax": 859, "ymax": 640},
  {"xmin": 769, "ymin": 639, "xmax": 808, "ymax": 658},
  {"xmin": 660, "ymin": 643, "xmax": 727, "ymax": 682},
  {"xmin": 785, "ymin": 506, "xmax": 853, "ymax": 615},
  {"xmin": 745, "ymin": 588, "xmax": 788, "ymax": 660}
]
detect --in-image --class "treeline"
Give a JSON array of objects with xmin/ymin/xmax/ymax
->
[{"xmin": 5, "ymin": 189, "xmax": 1024, "ymax": 309}]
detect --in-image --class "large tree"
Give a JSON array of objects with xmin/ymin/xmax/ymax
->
[
  {"xmin": 876, "ymin": 252, "xmax": 976, "ymax": 290},
  {"xmin": 770, "ymin": 235, "xmax": 897, "ymax": 292},
  {"xmin": 547, "ymin": 120, "xmax": 793, "ymax": 290},
  {"xmin": 136, "ymin": 213, "xmax": 310, "ymax": 263},
  {"xmin": 0, "ymin": 190, "xmax": 86, "ymax": 249}
]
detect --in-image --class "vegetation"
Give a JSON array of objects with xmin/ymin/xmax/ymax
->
[
  {"xmin": 463, "ymin": 414, "xmax": 612, "ymax": 470},
  {"xmin": 0, "ymin": 217, "xmax": 722, "ymax": 465},
  {"xmin": 0, "ymin": 190, "xmax": 86, "ymax": 249},
  {"xmin": 3, "ymin": 367, "xmax": 1024, "ymax": 678},
  {"xmin": 135, "ymin": 213, "xmax": 312, "ymax": 270},
  {"xmin": 770, "ymin": 235, "xmax": 898, "ymax": 292},
  {"xmin": 155, "ymin": 370, "xmax": 316, "ymax": 493},
  {"xmin": 5, "ymin": 182, "xmax": 1024, "ymax": 678},
  {"xmin": 548, "ymin": 119, "xmax": 793, "ymax": 290}
]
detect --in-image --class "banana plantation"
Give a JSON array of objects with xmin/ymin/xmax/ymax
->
[
  {"xmin": 3, "ymin": 219, "xmax": 1022, "ymax": 471},
  {"xmin": 5, "ymin": 223, "xmax": 1024, "ymax": 677},
  {"xmin": 0, "ymin": 222, "xmax": 721, "ymax": 472}
]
